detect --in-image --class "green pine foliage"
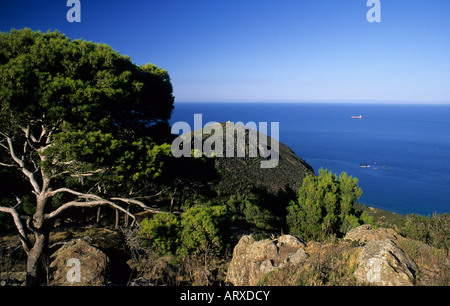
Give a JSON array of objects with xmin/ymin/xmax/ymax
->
[
  {"xmin": 139, "ymin": 204, "xmax": 233, "ymax": 258},
  {"xmin": 225, "ymin": 191, "xmax": 284, "ymax": 239},
  {"xmin": 287, "ymin": 169, "xmax": 373, "ymax": 241},
  {"xmin": 0, "ymin": 28, "xmax": 176, "ymax": 199},
  {"xmin": 140, "ymin": 213, "xmax": 181, "ymax": 255},
  {"xmin": 0, "ymin": 29, "xmax": 178, "ymax": 284},
  {"xmin": 178, "ymin": 204, "xmax": 232, "ymax": 257}
]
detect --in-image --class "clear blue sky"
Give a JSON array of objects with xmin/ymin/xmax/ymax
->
[{"xmin": 1, "ymin": 0, "xmax": 449, "ymax": 103}]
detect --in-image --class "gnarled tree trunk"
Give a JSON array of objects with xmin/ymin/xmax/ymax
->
[
  {"xmin": 26, "ymin": 231, "xmax": 49, "ymax": 286},
  {"xmin": 25, "ymin": 194, "xmax": 51, "ymax": 286}
]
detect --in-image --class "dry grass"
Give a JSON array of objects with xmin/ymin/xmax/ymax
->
[
  {"xmin": 258, "ymin": 240, "xmax": 362, "ymax": 286},
  {"xmin": 397, "ymin": 238, "xmax": 449, "ymax": 286}
]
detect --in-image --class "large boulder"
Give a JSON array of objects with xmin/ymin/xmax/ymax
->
[
  {"xmin": 344, "ymin": 224, "xmax": 403, "ymax": 245},
  {"xmin": 226, "ymin": 235, "xmax": 307, "ymax": 286},
  {"xmin": 347, "ymin": 225, "xmax": 418, "ymax": 286},
  {"xmin": 49, "ymin": 238, "xmax": 109, "ymax": 286},
  {"xmin": 354, "ymin": 239, "xmax": 418, "ymax": 286}
]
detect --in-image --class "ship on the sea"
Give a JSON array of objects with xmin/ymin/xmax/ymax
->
[{"xmin": 351, "ymin": 115, "xmax": 362, "ymax": 119}]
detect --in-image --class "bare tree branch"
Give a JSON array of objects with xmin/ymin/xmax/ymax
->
[
  {"xmin": 70, "ymin": 168, "xmax": 107, "ymax": 178},
  {"xmin": 110, "ymin": 197, "xmax": 166, "ymax": 214},
  {"xmin": 24, "ymin": 215, "xmax": 40, "ymax": 237},
  {"xmin": 0, "ymin": 206, "xmax": 31, "ymax": 253},
  {"xmin": 37, "ymin": 125, "xmax": 48, "ymax": 143},
  {"xmin": 48, "ymin": 187, "xmax": 98, "ymax": 198},
  {"xmin": 110, "ymin": 197, "xmax": 150, "ymax": 210},
  {"xmin": 132, "ymin": 189, "xmax": 165, "ymax": 200},
  {"xmin": 44, "ymin": 199, "xmax": 138, "ymax": 226},
  {"xmin": 46, "ymin": 187, "xmax": 168, "ymax": 225},
  {"xmin": 20, "ymin": 125, "xmax": 38, "ymax": 143},
  {"xmin": 46, "ymin": 188, "xmax": 141, "ymax": 223},
  {"xmin": 4, "ymin": 135, "xmax": 41, "ymax": 194},
  {"xmin": 0, "ymin": 139, "xmax": 10, "ymax": 152}
]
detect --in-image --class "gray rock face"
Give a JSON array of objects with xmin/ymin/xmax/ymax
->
[
  {"xmin": 227, "ymin": 227, "xmax": 420, "ymax": 286},
  {"xmin": 344, "ymin": 224, "xmax": 404, "ymax": 245},
  {"xmin": 354, "ymin": 239, "xmax": 418, "ymax": 286},
  {"xmin": 49, "ymin": 238, "xmax": 109, "ymax": 286},
  {"xmin": 345, "ymin": 225, "xmax": 418, "ymax": 285},
  {"xmin": 226, "ymin": 235, "xmax": 307, "ymax": 286}
]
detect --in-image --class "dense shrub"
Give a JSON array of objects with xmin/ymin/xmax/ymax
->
[
  {"xmin": 139, "ymin": 213, "xmax": 181, "ymax": 255},
  {"xmin": 226, "ymin": 192, "xmax": 278, "ymax": 238},
  {"xmin": 287, "ymin": 169, "xmax": 373, "ymax": 241},
  {"xmin": 178, "ymin": 204, "xmax": 233, "ymax": 257},
  {"xmin": 139, "ymin": 204, "xmax": 233, "ymax": 258}
]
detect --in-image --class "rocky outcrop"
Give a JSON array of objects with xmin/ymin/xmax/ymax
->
[
  {"xmin": 49, "ymin": 238, "xmax": 109, "ymax": 286},
  {"xmin": 226, "ymin": 235, "xmax": 308, "ymax": 286},
  {"xmin": 344, "ymin": 224, "xmax": 403, "ymax": 245},
  {"xmin": 227, "ymin": 226, "xmax": 420, "ymax": 286},
  {"xmin": 354, "ymin": 239, "xmax": 418, "ymax": 286},
  {"xmin": 344, "ymin": 224, "xmax": 417, "ymax": 285}
]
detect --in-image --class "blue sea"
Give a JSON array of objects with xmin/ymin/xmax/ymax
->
[{"xmin": 170, "ymin": 102, "xmax": 450, "ymax": 216}]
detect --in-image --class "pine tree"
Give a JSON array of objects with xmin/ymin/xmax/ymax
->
[{"xmin": 287, "ymin": 169, "xmax": 371, "ymax": 241}]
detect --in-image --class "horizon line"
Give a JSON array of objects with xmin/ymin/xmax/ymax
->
[{"xmin": 174, "ymin": 100, "xmax": 450, "ymax": 105}]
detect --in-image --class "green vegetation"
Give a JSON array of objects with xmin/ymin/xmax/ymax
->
[
  {"xmin": 140, "ymin": 204, "xmax": 233, "ymax": 258},
  {"xmin": 0, "ymin": 29, "xmax": 448, "ymax": 286},
  {"xmin": 136, "ymin": 204, "xmax": 233, "ymax": 285},
  {"xmin": 225, "ymin": 189, "xmax": 292, "ymax": 239},
  {"xmin": 0, "ymin": 28, "xmax": 175, "ymax": 285},
  {"xmin": 287, "ymin": 169, "xmax": 373, "ymax": 241},
  {"xmin": 402, "ymin": 213, "xmax": 449, "ymax": 252},
  {"xmin": 140, "ymin": 213, "xmax": 181, "ymax": 255},
  {"xmin": 353, "ymin": 202, "xmax": 407, "ymax": 230},
  {"xmin": 179, "ymin": 204, "xmax": 232, "ymax": 257}
]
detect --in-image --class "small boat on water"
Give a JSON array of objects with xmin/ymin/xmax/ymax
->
[
  {"xmin": 351, "ymin": 115, "xmax": 362, "ymax": 119},
  {"xmin": 360, "ymin": 162, "xmax": 391, "ymax": 171}
]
